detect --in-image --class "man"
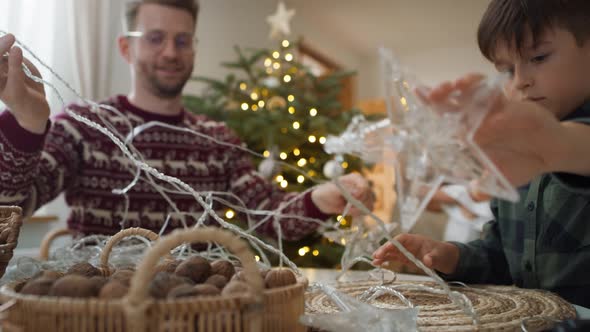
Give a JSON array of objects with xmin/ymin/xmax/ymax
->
[{"xmin": 0, "ymin": 0, "xmax": 373, "ymax": 240}]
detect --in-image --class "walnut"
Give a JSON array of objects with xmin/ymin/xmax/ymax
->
[
  {"xmin": 20, "ymin": 277, "xmax": 55, "ymax": 296},
  {"xmin": 205, "ymin": 274, "xmax": 228, "ymax": 290},
  {"xmin": 264, "ymin": 268, "xmax": 297, "ymax": 289},
  {"xmin": 193, "ymin": 284, "xmax": 220, "ymax": 296},
  {"xmin": 110, "ymin": 269, "xmax": 134, "ymax": 287},
  {"xmin": 89, "ymin": 276, "xmax": 109, "ymax": 295},
  {"xmin": 66, "ymin": 262, "xmax": 102, "ymax": 278},
  {"xmin": 167, "ymin": 284, "xmax": 199, "ymax": 298},
  {"xmin": 174, "ymin": 256, "xmax": 211, "ymax": 283},
  {"xmin": 49, "ymin": 275, "xmax": 98, "ymax": 298},
  {"xmin": 149, "ymin": 272, "xmax": 192, "ymax": 299},
  {"xmin": 36, "ymin": 270, "xmax": 64, "ymax": 280},
  {"xmin": 99, "ymin": 280, "xmax": 128, "ymax": 299},
  {"xmin": 155, "ymin": 259, "xmax": 181, "ymax": 274},
  {"xmin": 13, "ymin": 279, "xmax": 29, "ymax": 293},
  {"xmin": 221, "ymin": 280, "xmax": 251, "ymax": 296},
  {"xmin": 210, "ymin": 260, "xmax": 235, "ymax": 280}
]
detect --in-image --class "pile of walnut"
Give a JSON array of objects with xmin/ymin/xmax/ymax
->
[{"xmin": 15, "ymin": 257, "xmax": 297, "ymax": 299}]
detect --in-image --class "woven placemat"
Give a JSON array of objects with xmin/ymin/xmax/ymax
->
[{"xmin": 305, "ymin": 280, "xmax": 576, "ymax": 332}]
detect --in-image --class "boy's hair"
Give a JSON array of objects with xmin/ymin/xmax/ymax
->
[
  {"xmin": 123, "ymin": 0, "xmax": 200, "ymax": 32},
  {"xmin": 478, "ymin": 0, "xmax": 590, "ymax": 61}
]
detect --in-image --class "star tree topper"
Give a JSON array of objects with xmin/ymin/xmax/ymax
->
[{"xmin": 266, "ymin": 1, "xmax": 296, "ymax": 39}]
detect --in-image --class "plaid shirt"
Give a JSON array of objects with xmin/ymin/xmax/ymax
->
[{"xmin": 445, "ymin": 103, "xmax": 590, "ymax": 307}]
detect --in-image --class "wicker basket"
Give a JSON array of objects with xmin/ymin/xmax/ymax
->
[
  {"xmin": 0, "ymin": 206, "xmax": 23, "ymax": 278},
  {"xmin": 305, "ymin": 280, "xmax": 576, "ymax": 332},
  {"xmin": 0, "ymin": 227, "xmax": 307, "ymax": 331},
  {"xmin": 38, "ymin": 227, "xmax": 74, "ymax": 261}
]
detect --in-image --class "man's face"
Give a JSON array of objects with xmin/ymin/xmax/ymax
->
[
  {"xmin": 128, "ymin": 4, "xmax": 196, "ymax": 99},
  {"xmin": 492, "ymin": 27, "xmax": 590, "ymax": 118}
]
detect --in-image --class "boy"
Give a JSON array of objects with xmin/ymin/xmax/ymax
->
[{"xmin": 373, "ymin": 0, "xmax": 590, "ymax": 307}]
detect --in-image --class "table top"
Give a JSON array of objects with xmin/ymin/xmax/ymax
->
[
  {"xmin": 299, "ymin": 268, "xmax": 590, "ymax": 319},
  {"xmin": 299, "ymin": 268, "xmax": 431, "ymax": 284}
]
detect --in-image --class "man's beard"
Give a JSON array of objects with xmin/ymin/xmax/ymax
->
[
  {"xmin": 142, "ymin": 60, "xmax": 193, "ymax": 99},
  {"xmin": 144, "ymin": 63, "xmax": 193, "ymax": 99}
]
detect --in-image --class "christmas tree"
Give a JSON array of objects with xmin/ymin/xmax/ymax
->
[{"xmin": 182, "ymin": 2, "xmax": 373, "ymax": 268}]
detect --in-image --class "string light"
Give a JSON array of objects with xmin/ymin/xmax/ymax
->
[
  {"xmin": 283, "ymin": 75, "xmax": 292, "ymax": 83},
  {"xmin": 258, "ymin": 100, "xmax": 265, "ymax": 108},
  {"xmin": 255, "ymin": 255, "xmax": 260, "ymax": 262},
  {"xmin": 280, "ymin": 180, "xmax": 288, "ymax": 188},
  {"xmin": 297, "ymin": 158, "xmax": 307, "ymax": 167},
  {"xmin": 287, "ymin": 95, "xmax": 295, "ymax": 102},
  {"xmin": 319, "ymin": 136, "xmax": 327, "ymax": 144},
  {"xmin": 241, "ymin": 103, "xmax": 249, "ymax": 111},
  {"xmin": 293, "ymin": 148, "xmax": 300, "ymax": 156},
  {"xmin": 279, "ymin": 152, "xmax": 288, "ymax": 160},
  {"xmin": 263, "ymin": 150, "xmax": 270, "ymax": 157},
  {"xmin": 250, "ymin": 92, "xmax": 259, "ymax": 100},
  {"xmin": 309, "ymin": 108, "xmax": 318, "ymax": 116},
  {"xmin": 282, "ymin": 40, "xmax": 290, "ymax": 48},
  {"xmin": 264, "ymin": 58, "xmax": 272, "ymax": 67},
  {"xmin": 342, "ymin": 161, "xmax": 349, "ymax": 169},
  {"xmin": 266, "ymin": 68, "xmax": 273, "ymax": 74},
  {"xmin": 308, "ymin": 170, "xmax": 316, "ymax": 177},
  {"xmin": 292, "ymin": 121, "xmax": 300, "ymax": 129},
  {"xmin": 252, "ymin": 105, "xmax": 259, "ymax": 112},
  {"xmin": 297, "ymin": 175, "xmax": 305, "ymax": 183},
  {"xmin": 285, "ymin": 53, "xmax": 293, "ymax": 62},
  {"xmin": 273, "ymin": 62, "xmax": 281, "ymax": 70},
  {"xmin": 225, "ymin": 209, "xmax": 235, "ymax": 219},
  {"xmin": 312, "ymin": 250, "xmax": 319, "ymax": 257},
  {"xmin": 309, "ymin": 157, "xmax": 316, "ymax": 164},
  {"xmin": 272, "ymin": 51, "xmax": 280, "ymax": 59},
  {"xmin": 276, "ymin": 175, "xmax": 284, "ymax": 182},
  {"xmin": 400, "ymin": 97, "xmax": 408, "ymax": 106},
  {"xmin": 288, "ymin": 106, "xmax": 295, "ymax": 114},
  {"xmin": 308, "ymin": 135, "xmax": 317, "ymax": 143},
  {"xmin": 298, "ymin": 248, "xmax": 306, "ymax": 256},
  {"xmin": 240, "ymin": 82, "xmax": 247, "ymax": 90}
]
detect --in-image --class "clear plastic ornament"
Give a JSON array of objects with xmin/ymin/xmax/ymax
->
[
  {"xmin": 325, "ymin": 48, "xmax": 518, "ymax": 231},
  {"xmin": 300, "ymin": 283, "xmax": 419, "ymax": 332}
]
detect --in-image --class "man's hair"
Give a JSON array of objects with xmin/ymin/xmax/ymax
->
[
  {"xmin": 477, "ymin": 0, "xmax": 590, "ymax": 61},
  {"xmin": 123, "ymin": 0, "xmax": 200, "ymax": 32}
]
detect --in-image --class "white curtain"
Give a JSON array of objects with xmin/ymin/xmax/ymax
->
[
  {"xmin": 66, "ymin": 0, "xmax": 115, "ymax": 101},
  {"xmin": 0, "ymin": 0, "xmax": 118, "ymax": 230}
]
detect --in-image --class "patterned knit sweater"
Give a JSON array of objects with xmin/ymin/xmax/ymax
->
[{"xmin": 0, "ymin": 96, "xmax": 325, "ymax": 240}]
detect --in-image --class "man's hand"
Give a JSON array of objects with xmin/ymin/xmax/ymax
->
[
  {"xmin": 372, "ymin": 233, "xmax": 460, "ymax": 275},
  {"xmin": 0, "ymin": 34, "xmax": 50, "ymax": 134},
  {"xmin": 311, "ymin": 173, "xmax": 374, "ymax": 216}
]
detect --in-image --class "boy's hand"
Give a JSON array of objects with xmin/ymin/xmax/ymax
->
[
  {"xmin": 420, "ymin": 73, "xmax": 565, "ymax": 187},
  {"xmin": 0, "ymin": 34, "xmax": 50, "ymax": 134},
  {"xmin": 372, "ymin": 233, "xmax": 460, "ymax": 275},
  {"xmin": 311, "ymin": 173, "xmax": 375, "ymax": 216}
]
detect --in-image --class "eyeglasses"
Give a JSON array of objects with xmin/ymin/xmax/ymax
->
[{"xmin": 125, "ymin": 30, "xmax": 197, "ymax": 53}]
